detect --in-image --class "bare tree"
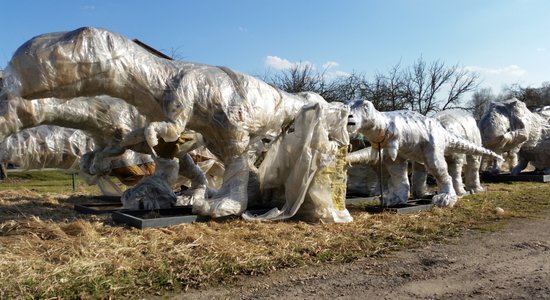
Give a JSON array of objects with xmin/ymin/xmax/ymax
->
[
  {"xmin": 401, "ymin": 57, "xmax": 478, "ymax": 115},
  {"xmin": 263, "ymin": 56, "xmax": 478, "ymax": 114},
  {"xmin": 468, "ymin": 87, "xmax": 495, "ymax": 121}
]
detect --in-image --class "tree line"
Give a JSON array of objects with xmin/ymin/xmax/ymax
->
[{"xmin": 262, "ymin": 56, "xmax": 550, "ymax": 119}]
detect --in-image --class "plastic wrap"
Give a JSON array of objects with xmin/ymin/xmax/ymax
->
[
  {"xmin": 0, "ymin": 96, "xmax": 148, "ymax": 147},
  {"xmin": 412, "ymin": 110, "xmax": 485, "ymax": 197},
  {"xmin": 242, "ymin": 103, "xmax": 353, "ymax": 223},
  {"xmin": 0, "ymin": 125, "xmax": 94, "ymax": 170},
  {"xmin": 121, "ymin": 157, "xmax": 179, "ymax": 210},
  {"xmin": 479, "ymin": 98, "xmax": 550, "ymax": 175},
  {"xmin": 346, "ymin": 147, "xmax": 385, "ymax": 197},
  {"xmin": 5, "ymin": 27, "xmax": 352, "ymax": 220},
  {"xmin": 347, "ymin": 100, "xmax": 502, "ymax": 207}
]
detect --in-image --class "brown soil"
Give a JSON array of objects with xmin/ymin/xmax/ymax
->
[{"xmin": 180, "ymin": 211, "xmax": 550, "ymax": 300}]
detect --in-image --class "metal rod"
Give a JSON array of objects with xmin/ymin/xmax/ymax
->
[
  {"xmin": 378, "ymin": 144, "xmax": 383, "ymax": 205},
  {"xmin": 71, "ymin": 173, "xmax": 76, "ymax": 192}
]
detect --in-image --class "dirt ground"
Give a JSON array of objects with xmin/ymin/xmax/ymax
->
[{"xmin": 180, "ymin": 211, "xmax": 550, "ymax": 300}]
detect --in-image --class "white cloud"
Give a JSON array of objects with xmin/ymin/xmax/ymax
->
[
  {"xmin": 238, "ymin": 26, "xmax": 248, "ymax": 32},
  {"xmin": 465, "ymin": 64, "xmax": 527, "ymax": 77},
  {"xmin": 83, "ymin": 5, "xmax": 95, "ymax": 10},
  {"xmin": 264, "ymin": 55, "xmax": 314, "ymax": 71},
  {"xmin": 322, "ymin": 61, "xmax": 339, "ymax": 70},
  {"xmin": 536, "ymin": 47, "xmax": 547, "ymax": 52},
  {"xmin": 265, "ymin": 56, "xmax": 293, "ymax": 70},
  {"xmin": 323, "ymin": 70, "xmax": 350, "ymax": 81}
]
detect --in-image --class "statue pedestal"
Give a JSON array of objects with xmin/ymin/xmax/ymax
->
[{"xmin": 481, "ymin": 171, "xmax": 550, "ymax": 183}]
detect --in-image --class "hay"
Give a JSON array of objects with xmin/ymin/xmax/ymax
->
[{"xmin": 0, "ymin": 181, "xmax": 550, "ymax": 298}]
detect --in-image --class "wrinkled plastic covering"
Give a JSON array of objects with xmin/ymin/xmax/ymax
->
[
  {"xmin": 479, "ymin": 98, "xmax": 550, "ymax": 175},
  {"xmin": 243, "ymin": 103, "xmax": 353, "ymax": 223},
  {"xmin": 0, "ymin": 125, "xmax": 94, "ymax": 170},
  {"xmin": 0, "ymin": 96, "xmax": 148, "ymax": 148},
  {"xmin": 346, "ymin": 147, "xmax": 381, "ymax": 196},
  {"xmin": 347, "ymin": 100, "xmax": 502, "ymax": 208},
  {"xmin": 412, "ymin": 110, "xmax": 485, "ymax": 197},
  {"xmin": 79, "ymin": 149, "xmax": 155, "ymax": 196},
  {"xmin": 5, "ymin": 27, "xmax": 352, "ymax": 221},
  {"xmin": 121, "ymin": 157, "xmax": 179, "ymax": 210}
]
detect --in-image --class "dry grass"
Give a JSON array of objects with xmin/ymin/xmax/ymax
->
[{"xmin": 1, "ymin": 177, "xmax": 550, "ymax": 299}]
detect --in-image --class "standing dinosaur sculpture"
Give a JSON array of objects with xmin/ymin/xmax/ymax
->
[{"xmin": 347, "ymin": 100, "xmax": 502, "ymax": 207}]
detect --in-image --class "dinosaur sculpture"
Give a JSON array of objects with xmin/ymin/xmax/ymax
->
[
  {"xmin": 478, "ymin": 98, "xmax": 550, "ymax": 175},
  {"xmin": 412, "ymin": 110, "xmax": 485, "ymax": 197},
  {"xmin": 3, "ymin": 27, "xmax": 345, "ymax": 218},
  {"xmin": 0, "ymin": 95, "xmax": 206, "ymax": 198},
  {"xmin": 347, "ymin": 100, "xmax": 503, "ymax": 207}
]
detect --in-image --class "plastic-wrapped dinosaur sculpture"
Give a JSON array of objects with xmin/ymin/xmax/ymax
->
[
  {"xmin": 3, "ymin": 27, "xmax": 344, "ymax": 218},
  {"xmin": 412, "ymin": 109, "xmax": 485, "ymax": 197},
  {"xmin": 347, "ymin": 100, "xmax": 502, "ymax": 207},
  {"xmin": 0, "ymin": 95, "xmax": 206, "ymax": 198},
  {"xmin": 478, "ymin": 98, "xmax": 550, "ymax": 175}
]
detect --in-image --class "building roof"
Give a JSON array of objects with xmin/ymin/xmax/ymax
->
[{"xmin": 132, "ymin": 39, "xmax": 173, "ymax": 60}]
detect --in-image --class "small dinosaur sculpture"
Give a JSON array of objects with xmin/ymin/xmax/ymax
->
[{"xmin": 347, "ymin": 100, "xmax": 502, "ymax": 207}]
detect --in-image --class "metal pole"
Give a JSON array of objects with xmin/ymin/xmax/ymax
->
[
  {"xmin": 71, "ymin": 173, "xmax": 76, "ymax": 192},
  {"xmin": 378, "ymin": 143, "xmax": 383, "ymax": 205}
]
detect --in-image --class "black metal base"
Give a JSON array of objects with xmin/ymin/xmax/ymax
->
[
  {"xmin": 74, "ymin": 196, "xmax": 123, "ymax": 214},
  {"xmin": 364, "ymin": 199, "xmax": 433, "ymax": 214},
  {"xmin": 112, "ymin": 206, "xmax": 209, "ymax": 229},
  {"xmin": 345, "ymin": 196, "xmax": 380, "ymax": 205},
  {"xmin": 481, "ymin": 171, "xmax": 550, "ymax": 183}
]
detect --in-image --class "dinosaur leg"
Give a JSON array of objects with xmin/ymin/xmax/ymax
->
[
  {"xmin": 192, "ymin": 129, "xmax": 251, "ymax": 217},
  {"xmin": 175, "ymin": 152, "xmax": 208, "ymax": 205},
  {"xmin": 464, "ymin": 154, "xmax": 484, "ymax": 193},
  {"xmin": 424, "ymin": 148, "xmax": 457, "ymax": 207},
  {"xmin": 192, "ymin": 153, "xmax": 249, "ymax": 217},
  {"xmin": 411, "ymin": 161, "xmax": 429, "ymax": 198},
  {"xmin": 446, "ymin": 155, "xmax": 467, "ymax": 196},
  {"xmin": 510, "ymin": 155, "xmax": 529, "ymax": 175},
  {"xmin": 381, "ymin": 157, "xmax": 409, "ymax": 206}
]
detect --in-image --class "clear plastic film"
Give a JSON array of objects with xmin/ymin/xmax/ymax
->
[
  {"xmin": 0, "ymin": 125, "xmax": 94, "ymax": 170},
  {"xmin": 243, "ymin": 103, "xmax": 353, "ymax": 223}
]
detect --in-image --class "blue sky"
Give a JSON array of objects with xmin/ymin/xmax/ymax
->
[{"xmin": 1, "ymin": 0, "xmax": 549, "ymax": 94}]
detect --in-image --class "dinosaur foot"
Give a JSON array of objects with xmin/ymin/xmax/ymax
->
[
  {"xmin": 466, "ymin": 185, "xmax": 485, "ymax": 194},
  {"xmin": 175, "ymin": 185, "xmax": 207, "ymax": 206},
  {"xmin": 121, "ymin": 176, "xmax": 177, "ymax": 210},
  {"xmin": 432, "ymin": 193, "xmax": 457, "ymax": 208},
  {"xmin": 192, "ymin": 196, "xmax": 246, "ymax": 218}
]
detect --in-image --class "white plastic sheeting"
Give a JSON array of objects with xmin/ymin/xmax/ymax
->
[
  {"xmin": 243, "ymin": 103, "xmax": 353, "ymax": 223},
  {"xmin": 4, "ymin": 27, "xmax": 352, "ymax": 222},
  {"xmin": 0, "ymin": 125, "xmax": 94, "ymax": 170}
]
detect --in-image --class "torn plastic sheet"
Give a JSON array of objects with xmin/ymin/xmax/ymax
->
[{"xmin": 243, "ymin": 103, "xmax": 353, "ymax": 223}]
